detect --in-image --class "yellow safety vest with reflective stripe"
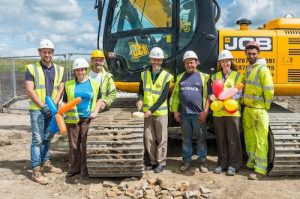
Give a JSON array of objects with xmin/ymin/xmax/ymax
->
[
  {"xmin": 211, "ymin": 71, "xmax": 244, "ymax": 117},
  {"xmin": 170, "ymin": 71, "xmax": 210, "ymax": 112},
  {"xmin": 243, "ymin": 59, "xmax": 274, "ymax": 110},
  {"xmin": 65, "ymin": 78, "xmax": 100, "ymax": 124},
  {"xmin": 26, "ymin": 62, "xmax": 64, "ymax": 110},
  {"xmin": 141, "ymin": 69, "xmax": 173, "ymax": 116}
]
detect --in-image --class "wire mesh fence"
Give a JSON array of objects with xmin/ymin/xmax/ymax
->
[{"xmin": 0, "ymin": 53, "xmax": 90, "ymax": 111}]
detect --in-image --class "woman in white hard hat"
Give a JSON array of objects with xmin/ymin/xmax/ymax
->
[
  {"xmin": 62, "ymin": 58, "xmax": 102, "ymax": 180},
  {"xmin": 136, "ymin": 47, "xmax": 173, "ymax": 173},
  {"xmin": 211, "ymin": 50, "xmax": 244, "ymax": 176}
]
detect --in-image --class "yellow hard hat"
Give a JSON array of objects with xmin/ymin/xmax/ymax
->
[{"xmin": 91, "ymin": 49, "xmax": 105, "ymax": 58}]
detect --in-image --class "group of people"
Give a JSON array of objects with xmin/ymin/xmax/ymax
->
[
  {"xmin": 25, "ymin": 39, "xmax": 116, "ymax": 185},
  {"xmin": 138, "ymin": 41, "xmax": 274, "ymax": 181},
  {"xmin": 26, "ymin": 38, "xmax": 273, "ymax": 185}
]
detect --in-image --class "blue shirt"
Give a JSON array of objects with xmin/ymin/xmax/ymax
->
[
  {"xmin": 74, "ymin": 80, "xmax": 94, "ymax": 118},
  {"xmin": 179, "ymin": 72, "xmax": 203, "ymax": 114}
]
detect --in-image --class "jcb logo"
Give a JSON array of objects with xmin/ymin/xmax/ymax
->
[
  {"xmin": 223, "ymin": 37, "xmax": 273, "ymax": 51},
  {"xmin": 129, "ymin": 43, "xmax": 149, "ymax": 59}
]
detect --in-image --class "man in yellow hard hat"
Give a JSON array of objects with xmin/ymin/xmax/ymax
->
[
  {"xmin": 88, "ymin": 49, "xmax": 116, "ymax": 110},
  {"xmin": 25, "ymin": 39, "xmax": 64, "ymax": 185}
]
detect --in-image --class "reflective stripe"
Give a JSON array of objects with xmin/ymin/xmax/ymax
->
[
  {"xmin": 255, "ymin": 163, "xmax": 267, "ymax": 170},
  {"xmin": 31, "ymin": 64, "xmax": 41, "ymax": 89},
  {"xmin": 67, "ymin": 109, "xmax": 77, "ymax": 113},
  {"xmin": 143, "ymin": 71, "xmax": 147, "ymax": 90},
  {"xmin": 244, "ymin": 94, "xmax": 272, "ymax": 103},
  {"xmin": 143, "ymin": 104, "xmax": 168, "ymax": 110},
  {"xmin": 235, "ymin": 72, "xmax": 240, "ymax": 82},
  {"xmin": 263, "ymin": 86, "xmax": 274, "ymax": 90},
  {"xmin": 255, "ymin": 156, "xmax": 268, "ymax": 163},
  {"xmin": 144, "ymin": 88, "xmax": 162, "ymax": 95}
]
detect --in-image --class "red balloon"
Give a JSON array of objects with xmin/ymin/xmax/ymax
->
[{"xmin": 212, "ymin": 80, "xmax": 224, "ymax": 98}]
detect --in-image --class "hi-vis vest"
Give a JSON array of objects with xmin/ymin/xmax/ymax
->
[
  {"xmin": 65, "ymin": 78, "xmax": 100, "ymax": 124},
  {"xmin": 243, "ymin": 59, "xmax": 274, "ymax": 110},
  {"xmin": 211, "ymin": 71, "xmax": 244, "ymax": 117},
  {"xmin": 170, "ymin": 71, "xmax": 210, "ymax": 112},
  {"xmin": 26, "ymin": 62, "xmax": 64, "ymax": 110},
  {"xmin": 141, "ymin": 69, "xmax": 173, "ymax": 116}
]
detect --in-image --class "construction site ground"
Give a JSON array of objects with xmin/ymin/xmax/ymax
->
[{"xmin": 0, "ymin": 96, "xmax": 299, "ymax": 199}]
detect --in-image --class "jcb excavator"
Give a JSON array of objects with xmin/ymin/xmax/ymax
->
[{"xmin": 72, "ymin": 0, "xmax": 300, "ymax": 177}]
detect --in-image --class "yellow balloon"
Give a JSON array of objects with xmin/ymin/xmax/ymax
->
[
  {"xmin": 210, "ymin": 100, "xmax": 224, "ymax": 111},
  {"xmin": 224, "ymin": 99, "xmax": 238, "ymax": 111}
]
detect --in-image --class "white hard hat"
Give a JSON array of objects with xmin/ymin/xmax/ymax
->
[
  {"xmin": 72, "ymin": 58, "xmax": 90, "ymax": 70},
  {"xmin": 38, "ymin": 39, "xmax": 54, "ymax": 50},
  {"xmin": 218, "ymin": 50, "xmax": 233, "ymax": 61},
  {"xmin": 149, "ymin": 47, "xmax": 164, "ymax": 59},
  {"xmin": 183, "ymin": 50, "xmax": 198, "ymax": 61}
]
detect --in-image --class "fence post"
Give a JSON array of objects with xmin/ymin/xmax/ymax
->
[{"xmin": 12, "ymin": 58, "xmax": 17, "ymax": 98}]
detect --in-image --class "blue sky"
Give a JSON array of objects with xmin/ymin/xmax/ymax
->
[{"xmin": 0, "ymin": 0, "xmax": 299, "ymax": 56}]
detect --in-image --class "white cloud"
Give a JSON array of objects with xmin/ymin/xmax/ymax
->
[
  {"xmin": 0, "ymin": 0, "xmax": 98, "ymax": 56},
  {"xmin": 218, "ymin": 0, "xmax": 300, "ymax": 29}
]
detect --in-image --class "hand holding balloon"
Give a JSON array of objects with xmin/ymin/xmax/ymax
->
[{"xmin": 46, "ymin": 96, "xmax": 82, "ymax": 134}]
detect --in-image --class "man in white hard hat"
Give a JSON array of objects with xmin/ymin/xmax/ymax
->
[
  {"xmin": 136, "ymin": 47, "xmax": 173, "ymax": 173},
  {"xmin": 25, "ymin": 39, "xmax": 65, "ymax": 185},
  {"xmin": 88, "ymin": 49, "xmax": 116, "ymax": 110},
  {"xmin": 170, "ymin": 50, "xmax": 211, "ymax": 173}
]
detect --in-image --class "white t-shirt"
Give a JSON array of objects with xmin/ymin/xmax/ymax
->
[{"xmin": 89, "ymin": 70, "xmax": 102, "ymax": 84}]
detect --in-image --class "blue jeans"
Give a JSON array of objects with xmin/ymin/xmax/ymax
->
[
  {"xmin": 30, "ymin": 110, "xmax": 52, "ymax": 168},
  {"xmin": 181, "ymin": 114, "xmax": 207, "ymax": 163}
]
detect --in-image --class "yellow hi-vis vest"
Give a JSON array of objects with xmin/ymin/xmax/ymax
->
[
  {"xmin": 243, "ymin": 59, "xmax": 274, "ymax": 110},
  {"xmin": 26, "ymin": 62, "xmax": 64, "ymax": 110},
  {"xmin": 141, "ymin": 69, "xmax": 173, "ymax": 116},
  {"xmin": 170, "ymin": 71, "xmax": 210, "ymax": 112},
  {"xmin": 211, "ymin": 71, "xmax": 244, "ymax": 117},
  {"xmin": 65, "ymin": 78, "xmax": 100, "ymax": 124}
]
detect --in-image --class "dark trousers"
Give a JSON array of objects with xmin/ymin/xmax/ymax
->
[
  {"xmin": 213, "ymin": 116, "xmax": 242, "ymax": 170},
  {"xmin": 66, "ymin": 118, "xmax": 91, "ymax": 177}
]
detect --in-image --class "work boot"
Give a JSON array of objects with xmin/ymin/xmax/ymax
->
[
  {"xmin": 179, "ymin": 162, "xmax": 192, "ymax": 172},
  {"xmin": 32, "ymin": 166, "xmax": 49, "ymax": 185},
  {"xmin": 199, "ymin": 160, "xmax": 208, "ymax": 173},
  {"xmin": 42, "ymin": 160, "xmax": 62, "ymax": 174},
  {"xmin": 154, "ymin": 164, "xmax": 165, "ymax": 173},
  {"xmin": 249, "ymin": 172, "xmax": 265, "ymax": 180}
]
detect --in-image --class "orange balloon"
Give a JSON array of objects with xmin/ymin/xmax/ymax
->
[
  {"xmin": 58, "ymin": 97, "xmax": 82, "ymax": 114},
  {"xmin": 234, "ymin": 83, "xmax": 244, "ymax": 90},
  {"xmin": 55, "ymin": 114, "xmax": 67, "ymax": 134}
]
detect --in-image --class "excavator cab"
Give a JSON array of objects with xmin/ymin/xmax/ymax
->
[{"xmin": 95, "ymin": 0, "xmax": 220, "ymax": 92}]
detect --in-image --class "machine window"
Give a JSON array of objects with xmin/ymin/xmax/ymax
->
[{"xmin": 179, "ymin": 0, "xmax": 196, "ymax": 50}]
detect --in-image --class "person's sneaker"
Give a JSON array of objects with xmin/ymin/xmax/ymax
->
[
  {"xmin": 213, "ymin": 166, "xmax": 223, "ymax": 174},
  {"xmin": 179, "ymin": 162, "xmax": 192, "ymax": 172},
  {"xmin": 199, "ymin": 161, "xmax": 208, "ymax": 173},
  {"xmin": 32, "ymin": 166, "xmax": 49, "ymax": 185},
  {"xmin": 226, "ymin": 167, "xmax": 236, "ymax": 176},
  {"xmin": 66, "ymin": 171, "xmax": 79, "ymax": 178},
  {"xmin": 154, "ymin": 164, "xmax": 165, "ymax": 173},
  {"xmin": 145, "ymin": 164, "xmax": 157, "ymax": 171},
  {"xmin": 249, "ymin": 172, "xmax": 265, "ymax": 180},
  {"xmin": 42, "ymin": 160, "xmax": 62, "ymax": 174}
]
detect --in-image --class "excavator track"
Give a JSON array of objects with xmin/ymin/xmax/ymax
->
[
  {"xmin": 268, "ymin": 103, "xmax": 300, "ymax": 176},
  {"xmin": 86, "ymin": 97, "xmax": 145, "ymax": 177}
]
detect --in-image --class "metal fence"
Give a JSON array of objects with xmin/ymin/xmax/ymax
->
[{"xmin": 0, "ymin": 53, "xmax": 90, "ymax": 110}]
